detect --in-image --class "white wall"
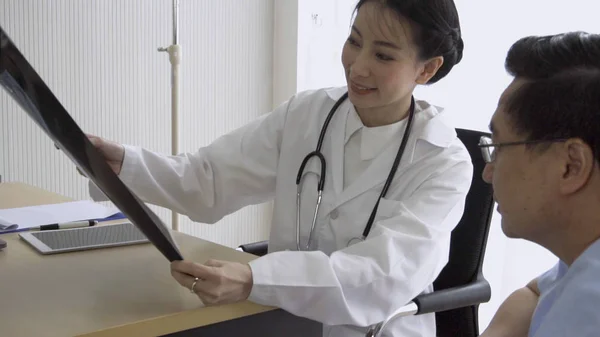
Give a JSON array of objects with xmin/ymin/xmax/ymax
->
[
  {"xmin": 0, "ymin": 0, "xmax": 274, "ymax": 248},
  {"xmin": 289, "ymin": 0, "xmax": 600, "ymax": 331},
  {"xmin": 272, "ymin": 0, "xmax": 354, "ymax": 100},
  {"xmin": 1, "ymin": 0, "xmax": 172, "ymax": 201},
  {"xmin": 272, "ymin": 1, "xmax": 298, "ymax": 108},
  {"xmin": 176, "ymin": 0, "xmax": 273, "ymax": 247}
]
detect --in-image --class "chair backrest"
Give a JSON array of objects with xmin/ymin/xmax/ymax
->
[{"xmin": 433, "ymin": 128, "xmax": 495, "ymax": 337}]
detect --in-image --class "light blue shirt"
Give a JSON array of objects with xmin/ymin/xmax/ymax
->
[{"xmin": 528, "ymin": 238, "xmax": 600, "ymax": 337}]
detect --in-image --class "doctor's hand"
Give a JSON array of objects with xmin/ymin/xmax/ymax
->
[
  {"xmin": 170, "ymin": 259, "xmax": 254, "ymax": 306},
  {"xmin": 86, "ymin": 134, "xmax": 125, "ymax": 175}
]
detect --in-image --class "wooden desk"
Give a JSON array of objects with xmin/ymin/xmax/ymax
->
[{"xmin": 0, "ymin": 182, "xmax": 320, "ymax": 337}]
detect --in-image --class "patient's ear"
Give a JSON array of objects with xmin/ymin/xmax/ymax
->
[{"xmin": 559, "ymin": 139, "xmax": 594, "ymax": 195}]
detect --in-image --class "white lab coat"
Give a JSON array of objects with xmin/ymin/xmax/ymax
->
[{"xmin": 91, "ymin": 86, "xmax": 473, "ymax": 337}]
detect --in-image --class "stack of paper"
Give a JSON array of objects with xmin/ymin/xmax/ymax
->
[{"xmin": 0, "ymin": 200, "xmax": 122, "ymax": 233}]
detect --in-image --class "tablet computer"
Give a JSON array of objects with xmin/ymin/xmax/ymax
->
[
  {"xmin": 0, "ymin": 25, "xmax": 183, "ymax": 261},
  {"xmin": 19, "ymin": 222, "xmax": 149, "ymax": 255}
]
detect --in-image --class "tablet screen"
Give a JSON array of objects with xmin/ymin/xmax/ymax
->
[{"xmin": 19, "ymin": 222, "xmax": 149, "ymax": 254}]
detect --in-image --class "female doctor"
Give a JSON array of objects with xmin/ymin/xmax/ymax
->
[{"xmin": 88, "ymin": 0, "xmax": 471, "ymax": 336}]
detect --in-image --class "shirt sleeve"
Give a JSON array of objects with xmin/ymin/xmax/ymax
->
[
  {"xmin": 113, "ymin": 98, "xmax": 293, "ymax": 224},
  {"xmin": 247, "ymin": 153, "xmax": 473, "ymax": 326},
  {"xmin": 531, "ymin": 258, "xmax": 599, "ymax": 337},
  {"xmin": 537, "ymin": 261, "xmax": 567, "ymax": 295}
]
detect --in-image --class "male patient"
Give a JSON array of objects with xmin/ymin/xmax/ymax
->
[{"xmin": 480, "ymin": 31, "xmax": 600, "ymax": 337}]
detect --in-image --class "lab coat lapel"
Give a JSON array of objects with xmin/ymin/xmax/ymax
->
[
  {"xmin": 330, "ymin": 100, "xmax": 457, "ymax": 209},
  {"xmin": 328, "ymin": 99, "xmax": 352, "ymax": 196},
  {"xmin": 334, "ymin": 128, "xmax": 417, "ymax": 209}
]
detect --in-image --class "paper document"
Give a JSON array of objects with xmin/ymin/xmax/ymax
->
[{"xmin": 0, "ymin": 200, "xmax": 120, "ymax": 231}]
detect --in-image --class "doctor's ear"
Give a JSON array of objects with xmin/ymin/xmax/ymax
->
[{"xmin": 415, "ymin": 56, "xmax": 444, "ymax": 85}]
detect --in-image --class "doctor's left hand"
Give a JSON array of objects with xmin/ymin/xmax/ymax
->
[{"xmin": 170, "ymin": 259, "xmax": 253, "ymax": 306}]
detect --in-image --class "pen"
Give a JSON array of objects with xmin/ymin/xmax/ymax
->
[{"xmin": 32, "ymin": 220, "xmax": 98, "ymax": 231}]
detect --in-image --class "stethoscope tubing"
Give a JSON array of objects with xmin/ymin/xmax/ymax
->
[{"xmin": 296, "ymin": 91, "xmax": 416, "ymax": 250}]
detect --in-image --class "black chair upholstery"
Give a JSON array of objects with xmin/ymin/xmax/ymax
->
[
  {"xmin": 426, "ymin": 128, "xmax": 494, "ymax": 337},
  {"xmin": 239, "ymin": 128, "xmax": 495, "ymax": 337}
]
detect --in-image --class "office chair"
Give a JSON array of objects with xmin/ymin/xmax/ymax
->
[{"xmin": 238, "ymin": 128, "xmax": 495, "ymax": 337}]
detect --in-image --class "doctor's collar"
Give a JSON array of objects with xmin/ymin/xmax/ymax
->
[
  {"xmin": 417, "ymin": 104, "xmax": 457, "ymax": 148},
  {"xmin": 324, "ymin": 86, "xmax": 457, "ymax": 148},
  {"xmin": 324, "ymin": 86, "xmax": 348, "ymax": 101}
]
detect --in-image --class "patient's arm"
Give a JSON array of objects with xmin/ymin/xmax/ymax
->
[{"xmin": 480, "ymin": 278, "xmax": 540, "ymax": 337}]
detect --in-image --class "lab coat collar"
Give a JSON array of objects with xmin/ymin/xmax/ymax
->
[
  {"xmin": 325, "ymin": 86, "xmax": 348, "ymax": 101},
  {"xmin": 345, "ymin": 106, "xmax": 409, "ymax": 161},
  {"xmin": 344, "ymin": 106, "xmax": 362, "ymax": 145},
  {"xmin": 323, "ymin": 87, "xmax": 458, "ymax": 209},
  {"xmin": 414, "ymin": 100, "xmax": 457, "ymax": 148},
  {"xmin": 325, "ymin": 86, "xmax": 456, "ymax": 148}
]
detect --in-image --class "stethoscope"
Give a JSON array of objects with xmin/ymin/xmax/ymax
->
[{"xmin": 295, "ymin": 92, "xmax": 416, "ymax": 251}]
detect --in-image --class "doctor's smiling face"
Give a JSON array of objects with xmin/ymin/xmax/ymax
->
[{"xmin": 342, "ymin": 0, "xmax": 463, "ymax": 127}]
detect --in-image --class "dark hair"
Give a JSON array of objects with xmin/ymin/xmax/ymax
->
[
  {"xmin": 353, "ymin": 0, "xmax": 464, "ymax": 84},
  {"xmin": 504, "ymin": 32, "xmax": 600, "ymax": 162}
]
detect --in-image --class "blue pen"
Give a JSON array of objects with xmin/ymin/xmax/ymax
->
[{"xmin": 0, "ymin": 224, "xmax": 18, "ymax": 231}]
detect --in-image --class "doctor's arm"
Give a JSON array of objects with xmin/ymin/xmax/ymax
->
[
  {"xmin": 247, "ymin": 156, "xmax": 473, "ymax": 326},
  {"xmin": 89, "ymin": 99, "xmax": 291, "ymax": 224},
  {"xmin": 480, "ymin": 278, "xmax": 540, "ymax": 337}
]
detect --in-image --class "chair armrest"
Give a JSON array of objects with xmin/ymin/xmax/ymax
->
[
  {"xmin": 414, "ymin": 279, "xmax": 491, "ymax": 315},
  {"xmin": 238, "ymin": 240, "xmax": 269, "ymax": 257},
  {"xmin": 365, "ymin": 302, "xmax": 419, "ymax": 337},
  {"xmin": 366, "ymin": 280, "xmax": 491, "ymax": 337}
]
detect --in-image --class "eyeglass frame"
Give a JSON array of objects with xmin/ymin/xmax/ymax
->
[{"xmin": 477, "ymin": 136, "xmax": 568, "ymax": 164}]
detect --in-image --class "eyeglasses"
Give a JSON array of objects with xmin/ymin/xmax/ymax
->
[{"xmin": 478, "ymin": 136, "xmax": 568, "ymax": 164}]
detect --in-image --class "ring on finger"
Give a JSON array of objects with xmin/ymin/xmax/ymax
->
[{"xmin": 190, "ymin": 277, "xmax": 199, "ymax": 294}]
